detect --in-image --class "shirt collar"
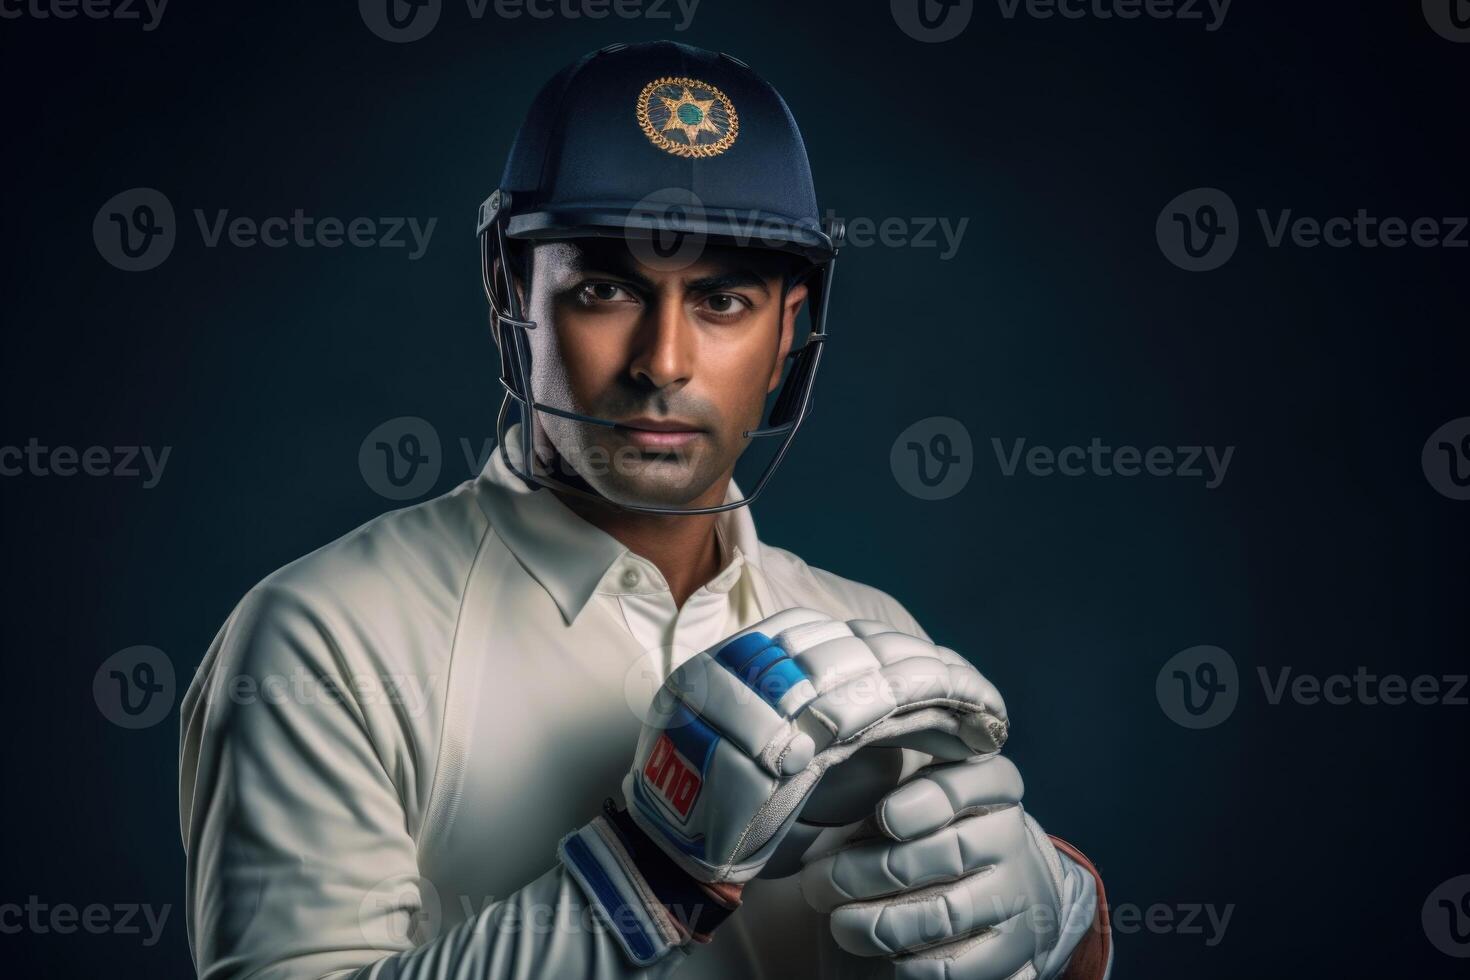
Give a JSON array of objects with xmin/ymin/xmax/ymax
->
[{"xmin": 475, "ymin": 423, "xmax": 765, "ymax": 624}]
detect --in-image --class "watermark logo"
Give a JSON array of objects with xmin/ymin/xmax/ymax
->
[
  {"xmin": 891, "ymin": 0, "xmax": 974, "ymax": 42},
  {"xmin": 825, "ymin": 209, "xmax": 969, "ymax": 260},
  {"xmin": 1156, "ymin": 645, "xmax": 1238, "ymax": 729},
  {"xmin": 94, "ymin": 188, "xmax": 175, "ymax": 272},
  {"xmin": 891, "ymin": 417, "xmax": 974, "ymax": 500},
  {"xmin": 1423, "ymin": 417, "xmax": 1470, "ymax": 501},
  {"xmin": 361, "ymin": 0, "xmax": 699, "ymax": 43},
  {"xmin": 95, "ymin": 189, "xmax": 438, "ymax": 271},
  {"xmin": 1424, "ymin": 0, "xmax": 1470, "ymax": 43},
  {"xmin": 623, "ymin": 643, "xmax": 707, "ymax": 726},
  {"xmin": 0, "ymin": 897, "xmax": 171, "ymax": 946},
  {"xmin": 0, "ymin": 440, "xmax": 171, "ymax": 487},
  {"xmin": 1424, "ymin": 875, "xmax": 1470, "ymax": 957},
  {"xmin": 197, "ymin": 666, "xmax": 437, "ymax": 717},
  {"xmin": 1160, "ymin": 188, "xmax": 1470, "ymax": 271},
  {"xmin": 1157, "ymin": 187, "xmax": 1239, "ymax": 272},
  {"xmin": 360, "ymin": 0, "xmax": 442, "ymax": 42},
  {"xmin": 93, "ymin": 646, "xmax": 175, "ymax": 729},
  {"xmin": 625, "ymin": 188, "xmax": 710, "ymax": 274},
  {"xmin": 897, "ymin": 0, "xmax": 1232, "ymax": 37},
  {"xmin": 613, "ymin": 189, "xmax": 968, "ymax": 269},
  {"xmin": 995, "ymin": 0, "xmax": 1232, "ymax": 31},
  {"xmin": 0, "ymin": 0, "xmax": 169, "ymax": 30},
  {"xmin": 359, "ymin": 874, "xmax": 444, "ymax": 946},
  {"xmin": 1258, "ymin": 666, "xmax": 1466, "ymax": 708},
  {"xmin": 992, "ymin": 437, "xmax": 1234, "ymax": 489},
  {"xmin": 360, "ymin": 421, "xmax": 710, "ymax": 501},
  {"xmin": 1109, "ymin": 900, "xmax": 1234, "ymax": 946},
  {"xmin": 360, "ymin": 416, "xmax": 442, "ymax": 500},
  {"xmin": 1161, "ymin": 652, "xmax": 1468, "ymax": 728}
]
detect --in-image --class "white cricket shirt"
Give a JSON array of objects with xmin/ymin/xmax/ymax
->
[{"xmin": 179, "ymin": 423, "xmax": 930, "ymax": 979}]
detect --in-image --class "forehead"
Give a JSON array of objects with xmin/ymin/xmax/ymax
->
[{"xmin": 530, "ymin": 237, "xmax": 791, "ymax": 282}]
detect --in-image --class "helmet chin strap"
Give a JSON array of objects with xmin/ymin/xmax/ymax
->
[{"xmin": 478, "ymin": 205, "xmax": 841, "ymax": 516}]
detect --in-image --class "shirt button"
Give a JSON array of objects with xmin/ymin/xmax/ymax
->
[{"xmin": 620, "ymin": 567, "xmax": 641, "ymax": 589}]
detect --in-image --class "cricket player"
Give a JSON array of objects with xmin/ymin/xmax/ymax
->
[{"xmin": 178, "ymin": 41, "xmax": 1112, "ymax": 979}]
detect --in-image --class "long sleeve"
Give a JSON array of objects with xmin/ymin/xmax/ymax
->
[
  {"xmin": 1052, "ymin": 838, "xmax": 1113, "ymax": 980},
  {"xmin": 178, "ymin": 584, "xmax": 686, "ymax": 980}
]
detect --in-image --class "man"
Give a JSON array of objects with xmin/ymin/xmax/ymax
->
[{"xmin": 179, "ymin": 41, "xmax": 1112, "ymax": 979}]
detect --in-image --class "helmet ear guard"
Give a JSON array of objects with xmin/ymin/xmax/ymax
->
[{"xmin": 476, "ymin": 192, "xmax": 844, "ymax": 515}]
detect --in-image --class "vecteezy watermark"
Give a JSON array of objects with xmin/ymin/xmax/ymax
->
[
  {"xmin": 994, "ymin": 0, "xmax": 1232, "ymax": 31},
  {"xmin": 0, "ymin": 0, "xmax": 168, "ymax": 30},
  {"xmin": 1158, "ymin": 187, "xmax": 1470, "ymax": 271},
  {"xmin": 891, "ymin": 417, "xmax": 975, "ymax": 501},
  {"xmin": 1258, "ymin": 666, "xmax": 1468, "ymax": 708},
  {"xmin": 0, "ymin": 439, "xmax": 171, "ymax": 487},
  {"xmin": 93, "ymin": 188, "xmax": 176, "ymax": 272},
  {"xmin": 94, "ymin": 188, "xmax": 438, "ymax": 271},
  {"xmin": 1424, "ymin": 875, "xmax": 1470, "ymax": 958},
  {"xmin": 93, "ymin": 646, "xmax": 176, "ymax": 729},
  {"xmin": 1156, "ymin": 646, "xmax": 1239, "ymax": 729},
  {"xmin": 361, "ymin": 416, "xmax": 705, "ymax": 501},
  {"xmin": 891, "ymin": 0, "xmax": 1230, "ymax": 41},
  {"xmin": 617, "ymin": 189, "xmax": 969, "ymax": 272},
  {"xmin": 891, "ymin": 0, "xmax": 974, "ymax": 42},
  {"xmin": 1423, "ymin": 417, "xmax": 1470, "ymax": 501},
  {"xmin": 0, "ymin": 898, "xmax": 171, "ymax": 947},
  {"xmin": 1424, "ymin": 0, "xmax": 1470, "ymax": 43},
  {"xmin": 193, "ymin": 209, "xmax": 436, "ymax": 259},
  {"xmin": 360, "ymin": 416, "xmax": 443, "ymax": 501},
  {"xmin": 992, "ymin": 437, "xmax": 1235, "ymax": 489},
  {"xmin": 1156, "ymin": 187, "xmax": 1239, "ymax": 272},
  {"xmin": 359, "ymin": 0, "xmax": 700, "ymax": 43},
  {"xmin": 824, "ymin": 209, "xmax": 970, "ymax": 260},
  {"xmin": 981, "ymin": 894, "xmax": 1233, "ymax": 948},
  {"xmin": 1108, "ymin": 901, "xmax": 1234, "ymax": 946},
  {"xmin": 358, "ymin": 875, "xmax": 727, "ymax": 946},
  {"xmin": 624, "ymin": 643, "xmax": 705, "ymax": 725},
  {"xmin": 360, "ymin": 873, "xmax": 445, "ymax": 946},
  {"xmin": 1158, "ymin": 647, "xmax": 1469, "ymax": 729},
  {"xmin": 196, "ymin": 666, "xmax": 438, "ymax": 717}
]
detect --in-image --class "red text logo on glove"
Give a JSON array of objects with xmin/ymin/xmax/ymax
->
[{"xmin": 644, "ymin": 734, "xmax": 702, "ymax": 819}]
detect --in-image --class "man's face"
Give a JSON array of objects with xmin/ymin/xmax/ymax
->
[{"xmin": 519, "ymin": 237, "xmax": 808, "ymax": 510}]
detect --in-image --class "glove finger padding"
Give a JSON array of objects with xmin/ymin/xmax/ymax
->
[
  {"xmin": 889, "ymin": 840, "xmax": 1100, "ymax": 980},
  {"xmin": 801, "ymin": 796, "xmax": 1033, "ymax": 914},
  {"xmin": 816, "ymin": 624, "xmax": 1010, "ymax": 757},
  {"xmin": 801, "ymin": 790, "xmax": 1094, "ymax": 980},
  {"xmin": 877, "ymin": 754, "xmax": 1025, "ymax": 841},
  {"xmin": 624, "ymin": 609, "xmax": 1009, "ymax": 884},
  {"xmin": 816, "ymin": 807, "xmax": 1060, "ymax": 954},
  {"xmin": 890, "ymin": 916, "xmax": 1043, "ymax": 980}
]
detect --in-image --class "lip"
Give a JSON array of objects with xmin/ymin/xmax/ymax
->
[
  {"xmin": 614, "ymin": 416, "xmax": 704, "ymax": 450},
  {"xmin": 616, "ymin": 416, "xmax": 704, "ymax": 432}
]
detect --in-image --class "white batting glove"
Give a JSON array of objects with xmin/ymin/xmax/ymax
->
[
  {"xmin": 558, "ymin": 608, "xmax": 1010, "ymax": 966},
  {"xmin": 800, "ymin": 755, "xmax": 1101, "ymax": 980}
]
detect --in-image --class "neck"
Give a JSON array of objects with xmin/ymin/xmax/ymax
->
[{"xmin": 557, "ymin": 490, "xmax": 726, "ymax": 610}]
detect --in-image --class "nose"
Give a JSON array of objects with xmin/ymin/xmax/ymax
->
[{"xmin": 628, "ymin": 291, "xmax": 694, "ymax": 392}]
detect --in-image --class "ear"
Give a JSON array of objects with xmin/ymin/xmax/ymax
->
[
  {"xmin": 767, "ymin": 280, "xmax": 809, "ymax": 393},
  {"xmin": 491, "ymin": 256, "xmax": 530, "ymax": 316}
]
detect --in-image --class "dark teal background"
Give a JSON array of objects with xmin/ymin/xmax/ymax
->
[{"xmin": 2, "ymin": 2, "xmax": 1467, "ymax": 976}]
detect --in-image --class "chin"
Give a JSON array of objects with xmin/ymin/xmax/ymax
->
[{"xmin": 587, "ymin": 469, "xmax": 714, "ymax": 510}]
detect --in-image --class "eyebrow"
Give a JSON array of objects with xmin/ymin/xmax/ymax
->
[
  {"xmin": 576, "ymin": 254, "xmax": 773, "ymax": 298},
  {"xmin": 684, "ymin": 271, "xmax": 771, "ymax": 296}
]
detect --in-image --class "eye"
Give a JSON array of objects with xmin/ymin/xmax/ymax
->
[
  {"xmin": 577, "ymin": 282, "xmax": 637, "ymax": 305},
  {"xmin": 700, "ymin": 293, "xmax": 749, "ymax": 318}
]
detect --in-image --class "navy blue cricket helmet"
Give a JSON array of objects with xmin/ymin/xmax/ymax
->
[{"xmin": 479, "ymin": 41, "xmax": 844, "ymax": 514}]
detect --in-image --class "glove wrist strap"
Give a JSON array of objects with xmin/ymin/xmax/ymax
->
[{"xmin": 602, "ymin": 799, "xmax": 743, "ymax": 943}]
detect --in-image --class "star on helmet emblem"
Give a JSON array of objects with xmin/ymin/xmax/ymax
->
[{"xmin": 659, "ymin": 88, "xmax": 721, "ymax": 146}]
